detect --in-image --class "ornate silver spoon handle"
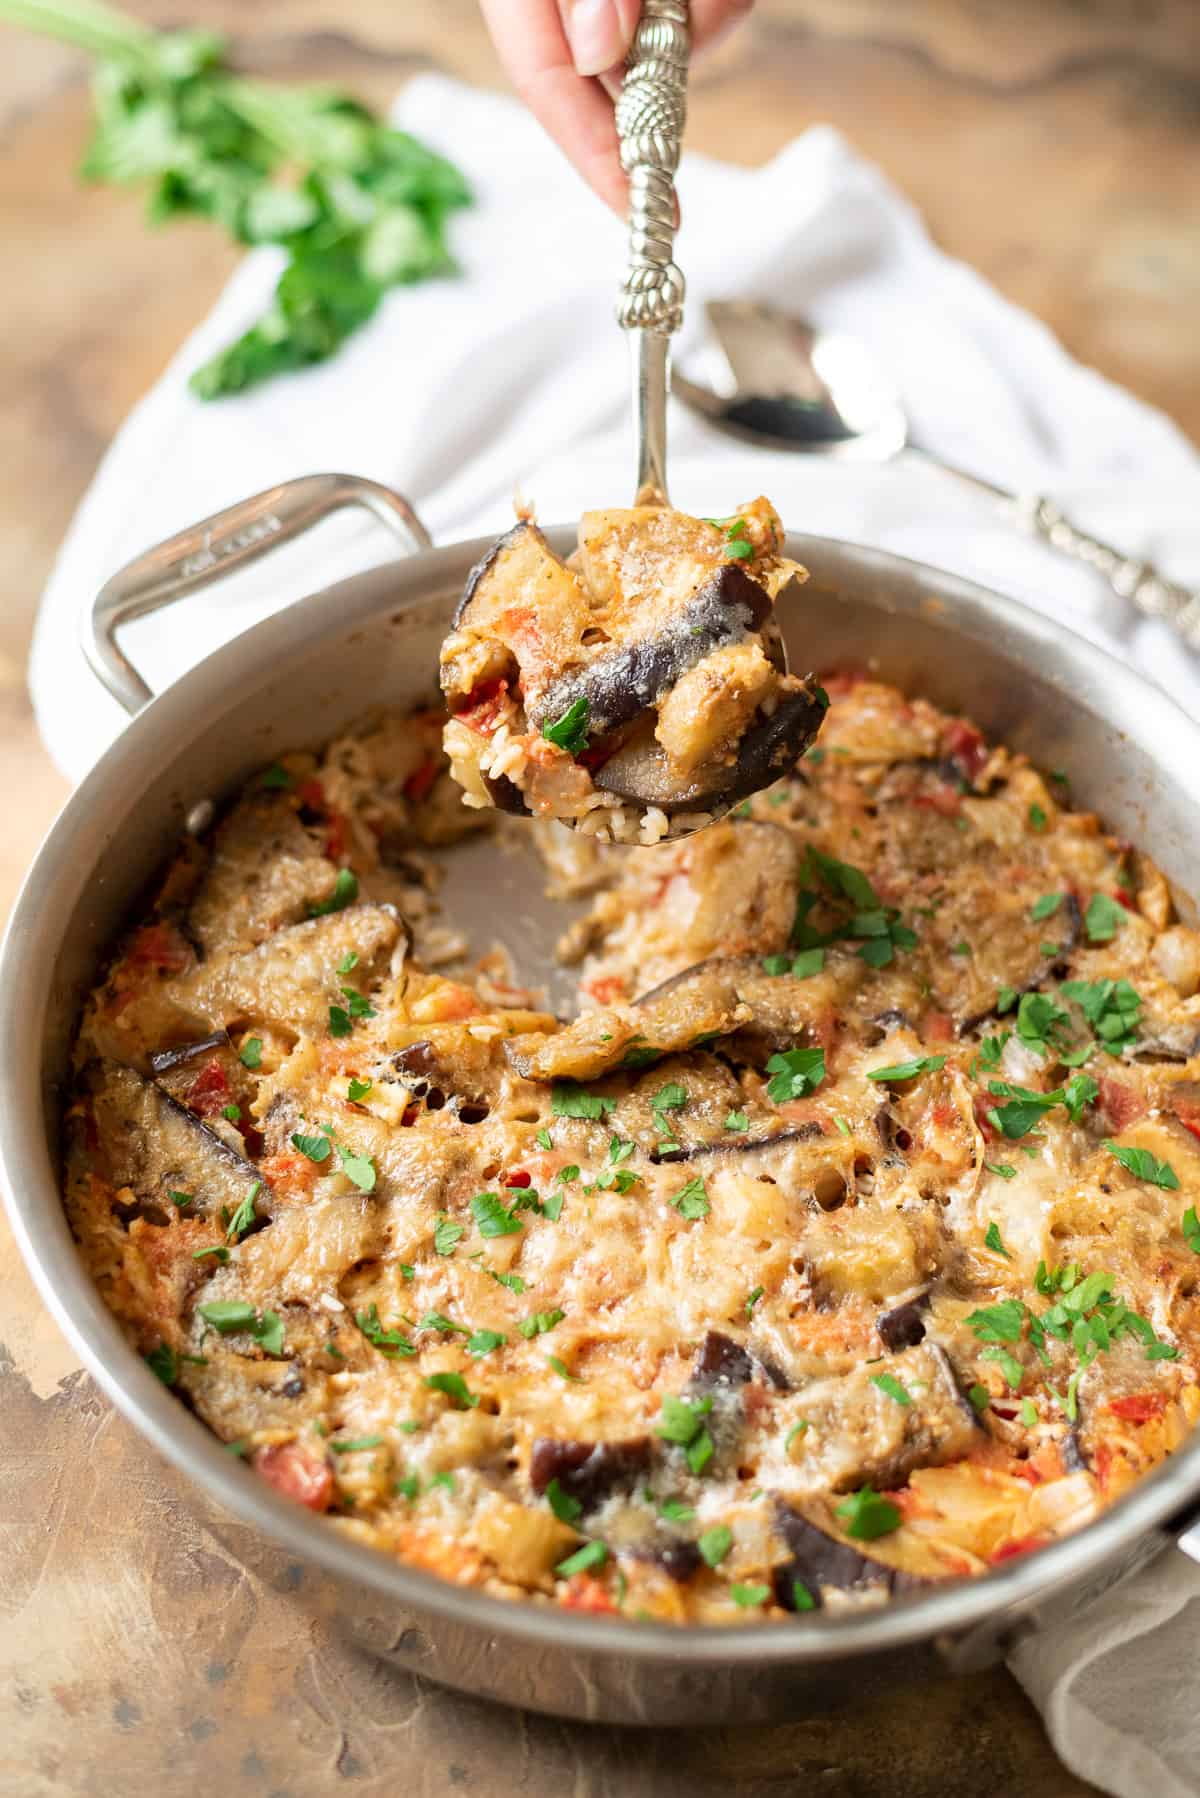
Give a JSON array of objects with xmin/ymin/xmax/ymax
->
[
  {"xmin": 615, "ymin": 0, "xmax": 690, "ymax": 504},
  {"xmin": 1011, "ymin": 492, "xmax": 1200, "ymax": 649}
]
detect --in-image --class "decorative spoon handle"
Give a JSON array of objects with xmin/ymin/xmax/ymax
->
[
  {"xmin": 615, "ymin": 0, "xmax": 690, "ymax": 505},
  {"xmin": 1012, "ymin": 493, "xmax": 1200, "ymax": 649}
]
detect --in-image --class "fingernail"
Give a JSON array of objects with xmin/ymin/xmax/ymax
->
[{"xmin": 566, "ymin": 0, "xmax": 626, "ymax": 76}]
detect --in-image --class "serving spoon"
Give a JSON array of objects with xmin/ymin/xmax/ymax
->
[
  {"xmin": 674, "ymin": 299, "xmax": 1200, "ymax": 649},
  {"xmin": 570, "ymin": 0, "xmax": 823, "ymax": 835}
]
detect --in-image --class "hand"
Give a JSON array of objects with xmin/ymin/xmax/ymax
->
[{"xmin": 480, "ymin": 0, "xmax": 754, "ymax": 212}]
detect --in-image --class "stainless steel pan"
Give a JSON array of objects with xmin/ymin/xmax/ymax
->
[{"xmin": 6, "ymin": 470, "xmax": 1200, "ymax": 1724}]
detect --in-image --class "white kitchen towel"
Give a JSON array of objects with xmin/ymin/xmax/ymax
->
[{"xmin": 26, "ymin": 74, "xmax": 1200, "ymax": 1797}]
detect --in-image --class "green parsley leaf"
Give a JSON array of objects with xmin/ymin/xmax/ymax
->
[
  {"xmin": 1030, "ymin": 893, "xmax": 1063, "ymax": 922},
  {"xmin": 730, "ymin": 1583, "xmax": 770, "ymax": 1607},
  {"xmin": 1028, "ymin": 803, "xmax": 1048, "ymax": 832},
  {"xmin": 835, "ymin": 1486, "xmax": 902, "ymax": 1541},
  {"xmin": 547, "ymin": 1354, "xmax": 582, "ymax": 1381},
  {"xmin": 996, "ymin": 985, "xmax": 1018, "ymax": 1015},
  {"xmin": 354, "ymin": 1303, "xmax": 415, "ymax": 1357},
  {"xmin": 291, "ymin": 1129, "xmax": 331, "ymax": 1162},
  {"xmin": 1016, "ymin": 991, "xmax": 1070, "ymax": 1057},
  {"xmin": 261, "ymin": 763, "xmax": 292, "ymax": 790},
  {"xmin": 805, "ymin": 847, "xmax": 879, "ymax": 910},
  {"xmin": 542, "ymin": 695, "xmax": 590, "ymax": 757},
  {"xmin": 1020, "ymin": 1398, "xmax": 1039, "ymax": 1427},
  {"xmin": 310, "ymin": 868, "xmax": 359, "ymax": 917},
  {"xmin": 394, "ymin": 1474, "xmax": 419, "ymax": 1501},
  {"xmin": 866, "ymin": 1054, "xmax": 947, "ymax": 1084},
  {"xmin": 238, "ymin": 1036, "xmax": 263, "ymax": 1069},
  {"xmin": 968, "ymin": 1383, "xmax": 990, "ymax": 1413},
  {"xmin": 470, "ymin": 1191, "xmax": 523, "ymax": 1237},
  {"xmin": 1103, "ymin": 1141, "xmax": 1179, "ymax": 1190},
  {"xmin": 146, "ymin": 1343, "xmax": 178, "ymax": 1385},
  {"xmin": 336, "ymin": 1144, "xmax": 376, "ymax": 1193},
  {"xmin": 965, "ymin": 1298, "xmax": 1026, "ymax": 1344},
  {"xmin": 651, "ymin": 1082, "xmax": 688, "ymax": 1115},
  {"xmin": 467, "ymin": 1329, "xmax": 506, "ymax": 1357},
  {"xmin": 169, "ymin": 1190, "xmax": 193, "ymax": 1209},
  {"xmin": 698, "ymin": 1525, "xmax": 732, "ymax": 1567},
  {"xmin": 536, "ymin": 1128, "xmax": 553, "ymax": 1151},
  {"xmin": 656, "ymin": 1393, "xmax": 713, "ymax": 1446},
  {"xmin": 551, "ymin": 1081, "xmax": 616, "ymax": 1121},
  {"xmin": 556, "ymin": 1540, "xmax": 608, "ymax": 1577},
  {"xmin": 546, "ymin": 1477, "xmax": 583, "ymax": 1524},
  {"xmin": 1183, "ymin": 1207, "xmax": 1200, "ymax": 1255},
  {"xmin": 421, "ymin": 1312, "xmax": 468, "ymax": 1335},
  {"xmin": 791, "ymin": 948, "xmax": 826, "ymax": 978},
  {"xmin": 197, "ymin": 1300, "xmax": 256, "ymax": 1334},
  {"xmin": 1062, "ymin": 978, "xmax": 1141, "ymax": 1057},
  {"xmin": 762, "ymin": 953, "xmax": 791, "ymax": 976},
  {"xmin": 985, "ymin": 1162, "xmax": 1017, "ymax": 1180},
  {"xmin": 518, "ymin": 1308, "xmax": 564, "ymax": 1339},
  {"xmin": 870, "ymin": 1372, "xmax": 912, "ymax": 1406},
  {"xmin": 981, "ymin": 1345, "xmax": 1024, "ymax": 1389},
  {"xmin": 330, "ymin": 1434, "xmax": 383, "ymax": 1453},
  {"xmin": 724, "ymin": 1110, "xmax": 749, "ymax": 1133},
  {"xmin": 791, "ymin": 1579, "xmax": 817, "ymax": 1612},
  {"xmin": 686, "ymin": 1429, "xmax": 715, "ymax": 1475},
  {"xmin": 489, "ymin": 1269, "xmax": 526, "ymax": 1294},
  {"xmin": 253, "ymin": 1311, "xmax": 285, "ymax": 1356},
  {"xmin": 433, "ymin": 1216, "xmax": 464, "ymax": 1256},
  {"xmin": 984, "ymin": 1221, "xmax": 1010, "ymax": 1258},
  {"xmin": 192, "ymin": 1243, "xmax": 229, "ymax": 1263},
  {"xmin": 347, "ymin": 1075, "xmax": 373, "ymax": 1102},
  {"xmin": 339, "ymin": 986, "xmax": 376, "ymax": 1020},
  {"xmin": 659, "ymin": 1498, "xmax": 695, "ymax": 1522},
  {"xmin": 225, "ymin": 1183, "xmax": 260, "ymax": 1243},
  {"xmin": 834, "ymin": 1116, "xmax": 852, "ymax": 1136},
  {"xmin": 785, "ymin": 1420, "xmax": 811, "ymax": 1451},
  {"xmin": 765, "ymin": 1046, "xmax": 826, "ymax": 1103},
  {"xmin": 541, "ymin": 1190, "xmax": 565, "ymax": 1221},
  {"xmin": 424, "ymin": 1371, "xmax": 478, "ymax": 1408},
  {"xmin": 745, "ymin": 1285, "xmax": 765, "ymax": 1317},
  {"xmin": 221, "ymin": 1103, "xmax": 241, "ymax": 1123},
  {"xmin": 1085, "ymin": 892, "xmax": 1125, "ymax": 943},
  {"xmin": 338, "ymin": 951, "xmax": 359, "ymax": 974},
  {"xmin": 672, "ymin": 1176, "xmax": 710, "ymax": 1220},
  {"xmin": 328, "ymin": 1005, "xmax": 352, "ymax": 1038}
]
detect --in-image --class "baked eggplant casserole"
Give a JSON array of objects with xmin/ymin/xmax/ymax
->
[{"xmin": 65, "ymin": 674, "xmax": 1200, "ymax": 1624}]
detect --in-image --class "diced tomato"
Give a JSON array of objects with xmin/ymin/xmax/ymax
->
[
  {"xmin": 254, "ymin": 1442, "xmax": 334, "ymax": 1512},
  {"xmin": 258, "ymin": 1152, "xmax": 318, "ymax": 1200},
  {"xmin": 943, "ymin": 719, "xmax": 988, "ymax": 783},
  {"xmin": 323, "ymin": 813, "xmax": 348, "ymax": 861},
  {"xmin": 581, "ymin": 974, "xmax": 627, "ymax": 1005},
  {"xmin": 973, "ymin": 1094, "xmax": 998, "ymax": 1141},
  {"xmin": 577, "ymin": 744, "xmax": 614, "ymax": 773},
  {"xmin": 923, "ymin": 1009, "xmax": 956, "ymax": 1044},
  {"xmin": 1115, "ymin": 888, "xmax": 1137, "ymax": 912},
  {"xmin": 298, "ymin": 778, "xmax": 326, "ymax": 811},
  {"xmin": 930, "ymin": 1100, "xmax": 959, "ymax": 1129},
  {"xmin": 127, "ymin": 923, "xmax": 190, "ymax": 974},
  {"xmin": 457, "ymin": 679, "xmax": 510, "ymax": 736},
  {"xmin": 1096, "ymin": 1076, "xmax": 1146, "ymax": 1132},
  {"xmin": 1172, "ymin": 1096, "xmax": 1200, "ymax": 1146},
  {"xmin": 559, "ymin": 1573, "xmax": 617, "ymax": 1614},
  {"xmin": 989, "ymin": 1535, "xmax": 1048, "ymax": 1565},
  {"xmin": 1108, "ymin": 1392, "xmax": 1166, "ymax": 1424},
  {"xmin": 403, "ymin": 759, "xmax": 440, "ymax": 803},
  {"xmin": 505, "ymin": 1170, "xmax": 532, "ymax": 1189},
  {"xmin": 418, "ymin": 984, "xmax": 481, "ymax": 1023},
  {"xmin": 913, "ymin": 784, "xmax": 962, "ymax": 818},
  {"xmin": 186, "ymin": 1058, "xmax": 233, "ymax": 1118}
]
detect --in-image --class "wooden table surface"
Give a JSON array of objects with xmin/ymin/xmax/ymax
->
[{"xmin": 4, "ymin": 3, "xmax": 1199, "ymax": 1792}]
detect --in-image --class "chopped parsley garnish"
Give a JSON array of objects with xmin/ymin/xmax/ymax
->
[
  {"xmin": 394, "ymin": 1475, "xmax": 419, "ymax": 1501},
  {"xmin": 965, "ymin": 1298, "xmax": 1025, "ymax": 1343},
  {"xmin": 424, "ymin": 1371, "xmax": 478, "ymax": 1408},
  {"xmin": 339, "ymin": 987, "xmax": 376, "ymax": 1021},
  {"xmin": 1184, "ymin": 1207, "xmax": 1200, "ymax": 1254},
  {"xmin": 540, "ymin": 1190, "xmax": 565, "ymax": 1221},
  {"xmin": 1085, "ymin": 892, "xmax": 1125, "ymax": 943},
  {"xmin": 336, "ymin": 1144, "xmax": 376, "ymax": 1193},
  {"xmin": 724, "ymin": 1110, "xmax": 749, "ymax": 1134},
  {"xmin": 765, "ymin": 1046, "xmax": 825, "ymax": 1103},
  {"xmin": 489, "ymin": 1269, "xmax": 526, "ymax": 1294},
  {"xmin": 338, "ymin": 951, "xmax": 359, "ymax": 974},
  {"xmin": 985, "ymin": 1162, "xmax": 1017, "ymax": 1180},
  {"xmin": 981, "ymin": 1345, "xmax": 1024, "ymax": 1389},
  {"xmin": 169, "ymin": 1190, "xmax": 193, "ymax": 1209},
  {"xmin": 785, "ymin": 1420, "xmax": 810, "ymax": 1451},
  {"xmin": 421, "ymin": 1312, "xmax": 468, "ymax": 1335},
  {"xmin": 870, "ymin": 1372, "xmax": 911, "ymax": 1407},
  {"xmin": 745, "ymin": 1285, "xmax": 765, "ymax": 1317},
  {"xmin": 656, "ymin": 1393, "xmax": 715, "ymax": 1474},
  {"xmin": 804, "ymin": 847, "xmax": 879, "ymax": 910},
  {"xmin": 1028, "ymin": 803, "xmax": 1048, "ymax": 832},
  {"xmin": 1030, "ymin": 893, "xmax": 1063, "ymax": 923},
  {"xmin": 672, "ymin": 1177, "xmax": 710, "ymax": 1220},
  {"xmin": 730, "ymin": 1583, "xmax": 770, "ymax": 1607},
  {"xmin": 985, "ymin": 1074, "xmax": 1095, "ymax": 1138},
  {"xmin": 1062, "ymin": 978, "xmax": 1141, "ymax": 1057},
  {"xmin": 238, "ymin": 1036, "xmax": 263, "ymax": 1069},
  {"xmin": 651, "ymin": 1082, "xmax": 688, "ymax": 1115},
  {"xmin": 556, "ymin": 1165, "xmax": 580, "ymax": 1185},
  {"xmin": 193, "ymin": 1244, "xmax": 230, "ymax": 1262},
  {"xmin": 347, "ymin": 1075, "xmax": 373, "ymax": 1102},
  {"xmin": 1015, "ymin": 991, "xmax": 1070, "ymax": 1058},
  {"xmin": 1020, "ymin": 1398, "xmax": 1039, "ymax": 1427},
  {"xmin": 791, "ymin": 1579, "xmax": 817, "ymax": 1612},
  {"xmin": 867, "ymin": 1054, "xmax": 946, "ymax": 1084},
  {"xmin": 542, "ymin": 695, "xmax": 590, "ymax": 757},
  {"xmin": 221, "ymin": 1103, "xmax": 241, "ymax": 1124},
  {"xmin": 835, "ymin": 1486, "xmax": 902, "ymax": 1541},
  {"xmin": 984, "ymin": 1221, "xmax": 1011, "ymax": 1258},
  {"xmin": 467, "ymin": 1329, "xmax": 506, "ymax": 1357},
  {"xmin": 328, "ymin": 1006, "xmax": 352, "ymax": 1038},
  {"xmin": 197, "ymin": 1301, "xmax": 283, "ymax": 1355},
  {"xmin": 146, "ymin": 1344, "xmax": 178, "ymax": 1385},
  {"xmin": 1103, "ymin": 1141, "xmax": 1179, "ymax": 1191},
  {"xmin": 261, "ymin": 763, "xmax": 292, "ymax": 790},
  {"xmin": 698, "ymin": 1525, "xmax": 732, "ymax": 1568},
  {"xmin": 536, "ymin": 1128, "xmax": 553, "ymax": 1150},
  {"xmin": 790, "ymin": 948, "xmax": 825, "ymax": 978},
  {"xmin": 556, "ymin": 1540, "xmax": 607, "ymax": 1577},
  {"xmin": 551, "ymin": 1081, "xmax": 616, "ymax": 1121},
  {"xmin": 545, "ymin": 1478, "xmax": 583, "ymax": 1524},
  {"xmin": 518, "ymin": 1308, "xmax": 564, "ymax": 1339},
  {"xmin": 470, "ymin": 1191, "xmax": 523, "ymax": 1237},
  {"xmin": 355, "ymin": 1303, "xmax": 415, "ymax": 1357},
  {"xmin": 309, "ymin": 867, "xmax": 358, "ymax": 916},
  {"xmin": 834, "ymin": 1116, "xmax": 852, "ymax": 1136},
  {"xmin": 968, "ymin": 1384, "xmax": 990, "ymax": 1413},
  {"xmin": 330, "ymin": 1435, "xmax": 382, "ymax": 1453},
  {"xmin": 659, "ymin": 1498, "xmax": 694, "ymax": 1523},
  {"xmin": 996, "ymin": 985, "xmax": 1018, "ymax": 1015},
  {"xmin": 225, "ymin": 1184, "xmax": 260, "ymax": 1243},
  {"xmin": 433, "ymin": 1216, "xmax": 464, "ymax": 1256},
  {"xmin": 547, "ymin": 1355, "xmax": 582, "ymax": 1381}
]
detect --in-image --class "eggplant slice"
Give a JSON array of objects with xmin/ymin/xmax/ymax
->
[{"xmin": 440, "ymin": 498, "xmax": 824, "ymax": 838}]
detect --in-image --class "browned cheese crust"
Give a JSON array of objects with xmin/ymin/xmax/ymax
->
[{"xmin": 64, "ymin": 674, "xmax": 1200, "ymax": 1624}]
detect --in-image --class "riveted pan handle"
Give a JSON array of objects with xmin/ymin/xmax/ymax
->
[{"xmin": 84, "ymin": 472, "xmax": 433, "ymax": 716}]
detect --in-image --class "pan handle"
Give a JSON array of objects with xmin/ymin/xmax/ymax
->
[{"xmin": 84, "ymin": 472, "xmax": 433, "ymax": 716}]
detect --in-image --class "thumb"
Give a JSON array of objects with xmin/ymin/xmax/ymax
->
[{"xmin": 559, "ymin": 0, "xmax": 641, "ymax": 77}]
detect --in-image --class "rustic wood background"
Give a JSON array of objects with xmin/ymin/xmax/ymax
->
[{"xmin": 4, "ymin": 2, "xmax": 1200, "ymax": 1791}]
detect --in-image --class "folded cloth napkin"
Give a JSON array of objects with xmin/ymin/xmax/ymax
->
[{"xmin": 27, "ymin": 73, "xmax": 1200, "ymax": 1795}]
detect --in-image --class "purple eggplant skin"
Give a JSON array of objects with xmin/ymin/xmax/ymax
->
[
  {"xmin": 149, "ymin": 1031, "xmax": 231, "ymax": 1075},
  {"xmin": 483, "ymin": 771, "xmax": 531, "ymax": 815},
  {"xmin": 530, "ymin": 561, "xmax": 773, "ymax": 737},
  {"xmin": 1062, "ymin": 1426, "xmax": 1089, "ymax": 1474},
  {"xmin": 770, "ymin": 1502, "xmax": 928, "ymax": 1611},
  {"xmin": 630, "ymin": 1537, "xmax": 703, "ymax": 1584},
  {"xmin": 876, "ymin": 1295, "xmax": 929, "ymax": 1352},
  {"xmin": 662, "ymin": 1120, "xmax": 824, "ymax": 1164},
  {"xmin": 453, "ymin": 522, "xmax": 532, "ymax": 628},
  {"xmin": 690, "ymin": 1329, "xmax": 791, "ymax": 1393},
  {"xmin": 390, "ymin": 1041, "xmax": 439, "ymax": 1081},
  {"xmin": 958, "ymin": 893, "xmax": 1084, "ymax": 1034},
  {"xmin": 529, "ymin": 1437, "xmax": 651, "ymax": 1513}
]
